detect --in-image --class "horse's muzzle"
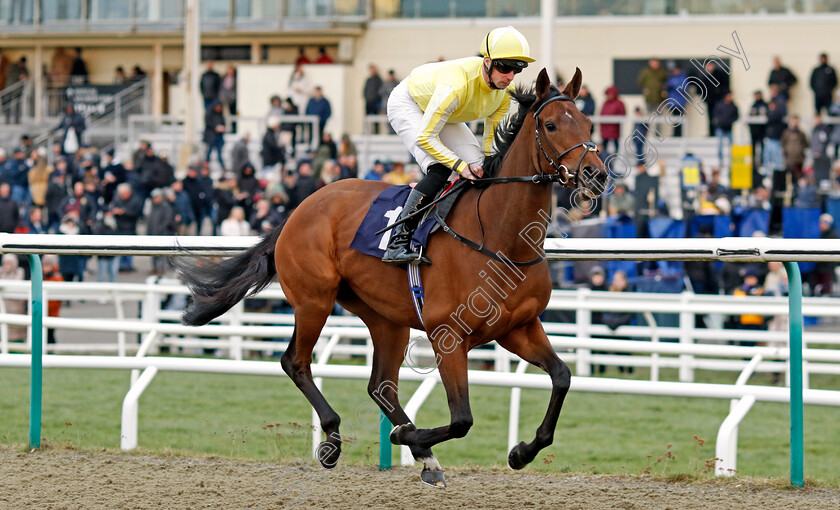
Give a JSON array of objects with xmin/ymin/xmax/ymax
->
[{"xmin": 580, "ymin": 165, "xmax": 608, "ymax": 198}]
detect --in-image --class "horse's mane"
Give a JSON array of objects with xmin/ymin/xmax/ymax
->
[{"xmin": 483, "ymin": 84, "xmax": 560, "ymax": 178}]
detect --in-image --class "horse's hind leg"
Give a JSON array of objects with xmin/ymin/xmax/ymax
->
[
  {"xmin": 496, "ymin": 319, "xmax": 571, "ymax": 469},
  {"xmin": 280, "ymin": 303, "xmax": 344, "ymax": 469}
]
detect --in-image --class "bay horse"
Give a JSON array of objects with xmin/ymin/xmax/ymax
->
[{"xmin": 176, "ymin": 68, "xmax": 607, "ymax": 487}]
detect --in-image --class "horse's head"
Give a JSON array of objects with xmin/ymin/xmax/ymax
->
[{"xmin": 531, "ymin": 67, "xmax": 607, "ymax": 196}]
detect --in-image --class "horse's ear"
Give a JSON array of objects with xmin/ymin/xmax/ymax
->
[
  {"xmin": 535, "ymin": 68, "xmax": 551, "ymax": 100},
  {"xmin": 562, "ymin": 67, "xmax": 583, "ymax": 99}
]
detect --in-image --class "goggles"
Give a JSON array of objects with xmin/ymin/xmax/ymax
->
[{"xmin": 492, "ymin": 59, "xmax": 528, "ymax": 74}]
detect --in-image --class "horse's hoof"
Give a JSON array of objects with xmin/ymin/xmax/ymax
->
[
  {"xmin": 421, "ymin": 467, "xmax": 446, "ymax": 488},
  {"xmin": 389, "ymin": 423, "xmax": 416, "ymax": 445},
  {"xmin": 508, "ymin": 441, "xmax": 530, "ymax": 470},
  {"xmin": 316, "ymin": 441, "xmax": 341, "ymax": 469}
]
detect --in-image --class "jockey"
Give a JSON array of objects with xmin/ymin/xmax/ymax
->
[{"xmin": 382, "ymin": 26, "xmax": 534, "ymax": 265}]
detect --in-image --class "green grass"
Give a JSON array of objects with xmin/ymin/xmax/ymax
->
[{"xmin": 1, "ymin": 363, "xmax": 839, "ymax": 486}]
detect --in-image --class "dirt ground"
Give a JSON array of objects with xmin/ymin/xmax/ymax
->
[{"xmin": 2, "ymin": 447, "xmax": 840, "ymax": 510}]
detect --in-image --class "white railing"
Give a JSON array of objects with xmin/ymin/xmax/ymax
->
[{"xmin": 3, "ymin": 233, "xmax": 840, "ymax": 484}]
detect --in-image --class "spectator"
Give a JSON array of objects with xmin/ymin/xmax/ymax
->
[
  {"xmin": 28, "ymin": 148, "xmax": 52, "ymax": 209},
  {"xmin": 4, "ymin": 56, "xmax": 28, "ymax": 124},
  {"xmin": 633, "ymin": 164, "xmax": 659, "ymax": 238},
  {"xmin": 231, "ymin": 132, "xmax": 250, "ymax": 174},
  {"xmin": 363, "ymin": 65, "xmax": 383, "ymax": 133},
  {"xmin": 781, "ymin": 115, "xmax": 809, "ymax": 179},
  {"xmin": 384, "ymin": 161, "xmax": 411, "ymax": 185},
  {"xmin": 57, "ymin": 181, "xmax": 96, "ymax": 234},
  {"xmin": 0, "ymin": 48, "xmax": 7, "ymax": 89},
  {"xmin": 214, "ymin": 173, "xmax": 239, "ymax": 232},
  {"xmin": 607, "ymin": 181, "xmax": 634, "ymax": 217},
  {"xmin": 146, "ymin": 188, "xmax": 177, "ymax": 275},
  {"xmin": 219, "ymin": 65, "xmax": 237, "ymax": 123},
  {"xmin": 57, "ymin": 215, "xmax": 86, "ymax": 282},
  {"xmin": 748, "ymin": 90, "xmax": 769, "ymax": 175},
  {"xmin": 90, "ymin": 209, "xmax": 119, "ymax": 282},
  {"xmin": 287, "ymin": 65, "xmax": 312, "ymax": 120},
  {"xmin": 339, "ymin": 133, "xmax": 357, "ymax": 157},
  {"xmin": 170, "ymin": 180, "xmax": 196, "ymax": 235},
  {"xmin": 0, "ymin": 182, "xmax": 19, "ymax": 233},
  {"xmin": 829, "ymin": 89, "xmax": 840, "ymax": 161},
  {"xmin": 732, "ymin": 266, "xmax": 767, "ymax": 334},
  {"xmin": 574, "ymin": 84, "xmax": 596, "ymax": 117},
  {"xmin": 318, "ymin": 160, "xmax": 340, "ymax": 189},
  {"xmin": 279, "ymin": 97, "xmax": 299, "ymax": 157},
  {"xmin": 763, "ymin": 87, "xmax": 787, "ymax": 172},
  {"xmin": 44, "ymin": 170, "xmax": 69, "ymax": 230},
  {"xmin": 50, "ymin": 47, "xmax": 73, "ymax": 88},
  {"xmin": 665, "ymin": 65, "xmax": 688, "ymax": 137},
  {"xmin": 25, "ymin": 206, "xmax": 48, "ymax": 234},
  {"xmin": 262, "ymin": 117, "xmax": 285, "ymax": 180},
  {"xmin": 138, "ymin": 145, "xmax": 175, "ymax": 200},
  {"xmin": 200, "ymin": 61, "xmax": 221, "ymax": 110},
  {"xmin": 315, "ymin": 46, "xmax": 333, "ymax": 64},
  {"xmin": 113, "ymin": 66, "xmax": 127, "ymax": 84},
  {"xmin": 305, "ymin": 86, "xmax": 332, "ymax": 142},
  {"xmin": 110, "ymin": 183, "xmax": 143, "ymax": 271},
  {"xmin": 768, "ymin": 56, "xmax": 797, "ymax": 101},
  {"xmin": 204, "ymin": 100, "xmax": 226, "ymax": 170},
  {"xmin": 712, "ymin": 91, "xmax": 739, "ymax": 166},
  {"xmin": 183, "ymin": 163, "xmax": 215, "ymax": 235},
  {"xmin": 312, "ymin": 132, "xmax": 337, "ymax": 177},
  {"xmin": 55, "ymin": 103, "xmax": 85, "ymax": 155},
  {"xmin": 631, "ymin": 106, "xmax": 648, "ymax": 165},
  {"xmin": 131, "ymin": 65, "xmax": 146, "ymax": 82},
  {"xmin": 637, "ymin": 58, "xmax": 667, "ymax": 114},
  {"xmin": 604, "ymin": 270, "xmax": 636, "ymax": 373},
  {"xmin": 1, "ymin": 253, "xmax": 27, "ymax": 342},
  {"xmin": 8, "ymin": 145, "xmax": 31, "ymax": 204},
  {"xmin": 812, "ymin": 213, "xmax": 839, "ymax": 296},
  {"xmin": 587, "ymin": 265, "xmax": 609, "ymax": 374},
  {"xmin": 812, "ymin": 115, "xmax": 833, "ymax": 180},
  {"xmin": 42, "ymin": 254, "xmax": 64, "ymax": 345},
  {"xmin": 267, "ymin": 94, "xmax": 284, "ymax": 120},
  {"xmin": 599, "ymin": 85, "xmax": 625, "ymax": 158},
  {"xmin": 220, "ymin": 206, "xmax": 251, "ymax": 236},
  {"xmin": 364, "ymin": 160, "xmax": 387, "ymax": 181},
  {"xmin": 381, "ymin": 69, "xmax": 400, "ymax": 114},
  {"xmin": 100, "ymin": 149, "xmax": 126, "ymax": 205},
  {"xmin": 294, "ymin": 46, "xmax": 311, "ymax": 66},
  {"xmin": 249, "ymin": 198, "xmax": 284, "ymax": 234},
  {"xmin": 237, "ymin": 163, "xmax": 261, "ymax": 212},
  {"xmin": 286, "ymin": 160, "xmax": 318, "ymax": 210},
  {"xmin": 692, "ymin": 61, "xmax": 729, "ymax": 136},
  {"xmin": 70, "ymin": 47, "xmax": 89, "ymax": 84},
  {"xmin": 338, "ymin": 153, "xmax": 358, "ymax": 179},
  {"xmin": 810, "ymin": 53, "xmax": 838, "ymax": 115}
]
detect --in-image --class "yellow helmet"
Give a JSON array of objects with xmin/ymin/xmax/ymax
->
[{"xmin": 480, "ymin": 26, "xmax": 535, "ymax": 63}]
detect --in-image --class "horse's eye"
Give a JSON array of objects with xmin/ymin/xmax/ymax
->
[{"xmin": 545, "ymin": 122, "xmax": 557, "ymax": 132}]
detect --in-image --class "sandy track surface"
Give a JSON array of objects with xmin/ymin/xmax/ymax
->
[{"xmin": 2, "ymin": 447, "xmax": 840, "ymax": 509}]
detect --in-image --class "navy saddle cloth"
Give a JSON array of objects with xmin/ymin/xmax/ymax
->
[{"xmin": 350, "ymin": 184, "xmax": 460, "ymax": 259}]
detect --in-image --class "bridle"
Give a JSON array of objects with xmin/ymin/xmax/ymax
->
[{"xmin": 532, "ymin": 93, "xmax": 599, "ymax": 187}]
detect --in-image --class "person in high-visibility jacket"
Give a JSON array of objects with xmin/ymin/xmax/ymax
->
[{"xmin": 382, "ymin": 26, "xmax": 534, "ymax": 265}]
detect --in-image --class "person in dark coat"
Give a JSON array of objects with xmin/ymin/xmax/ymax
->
[
  {"xmin": 236, "ymin": 163, "xmax": 261, "ymax": 214},
  {"xmin": 200, "ymin": 61, "xmax": 221, "ymax": 110},
  {"xmin": 747, "ymin": 90, "xmax": 769, "ymax": 176},
  {"xmin": 363, "ymin": 65, "xmax": 383, "ymax": 133},
  {"xmin": 261, "ymin": 118, "xmax": 285, "ymax": 178},
  {"xmin": 170, "ymin": 180, "xmax": 196, "ymax": 235},
  {"xmin": 810, "ymin": 53, "xmax": 838, "ymax": 115},
  {"xmin": 183, "ymin": 164, "xmax": 216, "ymax": 235},
  {"xmin": 55, "ymin": 103, "xmax": 86, "ymax": 155},
  {"xmin": 812, "ymin": 214, "xmax": 839, "ymax": 296},
  {"xmin": 768, "ymin": 56, "xmax": 797, "ymax": 101},
  {"xmin": 146, "ymin": 188, "xmax": 177, "ymax": 275},
  {"xmin": 69, "ymin": 47, "xmax": 89, "ymax": 84},
  {"xmin": 204, "ymin": 101, "xmax": 226, "ymax": 170},
  {"xmin": 763, "ymin": 89, "xmax": 788, "ymax": 172},
  {"xmin": 690, "ymin": 61, "xmax": 729, "ymax": 136},
  {"xmin": 0, "ymin": 183, "xmax": 19, "ymax": 233},
  {"xmin": 305, "ymin": 86, "xmax": 332, "ymax": 140},
  {"xmin": 110, "ymin": 183, "xmax": 143, "ymax": 271},
  {"xmin": 712, "ymin": 92, "xmax": 739, "ymax": 165}
]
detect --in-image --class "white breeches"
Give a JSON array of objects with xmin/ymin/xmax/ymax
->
[{"xmin": 386, "ymin": 79, "xmax": 483, "ymax": 174}]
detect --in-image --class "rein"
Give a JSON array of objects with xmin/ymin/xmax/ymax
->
[{"xmin": 377, "ymin": 91, "xmax": 599, "ymax": 267}]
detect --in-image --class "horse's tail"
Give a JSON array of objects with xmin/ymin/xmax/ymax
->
[{"xmin": 174, "ymin": 226, "xmax": 284, "ymax": 326}]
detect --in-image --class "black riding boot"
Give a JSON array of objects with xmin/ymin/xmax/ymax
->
[{"xmin": 382, "ymin": 188, "xmax": 432, "ymax": 266}]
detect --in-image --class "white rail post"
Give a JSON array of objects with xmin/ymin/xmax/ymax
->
[
  {"xmin": 230, "ymin": 301, "xmax": 244, "ymax": 361},
  {"xmin": 576, "ymin": 289, "xmax": 591, "ymax": 376},
  {"xmin": 715, "ymin": 354, "xmax": 762, "ymax": 476},
  {"xmin": 507, "ymin": 360, "xmax": 531, "ymax": 453},
  {"xmin": 121, "ymin": 366, "xmax": 158, "ymax": 450},
  {"xmin": 401, "ymin": 377, "xmax": 438, "ymax": 466},
  {"xmin": 679, "ymin": 291, "xmax": 694, "ymax": 382},
  {"xmin": 113, "ymin": 289, "xmax": 127, "ymax": 357},
  {"xmin": 643, "ymin": 311, "xmax": 660, "ymax": 382}
]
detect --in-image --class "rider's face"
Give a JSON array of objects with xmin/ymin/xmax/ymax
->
[{"xmin": 491, "ymin": 66, "xmax": 516, "ymax": 88}]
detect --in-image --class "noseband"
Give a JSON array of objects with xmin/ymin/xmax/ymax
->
[{"xmin": 533, "ymin": 93, "xmax": 598, "ymax": 187}]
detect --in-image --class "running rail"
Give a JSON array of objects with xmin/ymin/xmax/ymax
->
[{"xmin": 6, "ymin": 234, "xmax": 840, "ymax": 486}]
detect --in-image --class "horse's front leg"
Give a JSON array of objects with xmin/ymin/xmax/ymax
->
[
  {"xmin": 389, "ymin": 340, "xmax": 472, "ymax": 488},
  {"xmin": 496, "ymin": 319, "xmax": 571, "ymax": 469}
]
